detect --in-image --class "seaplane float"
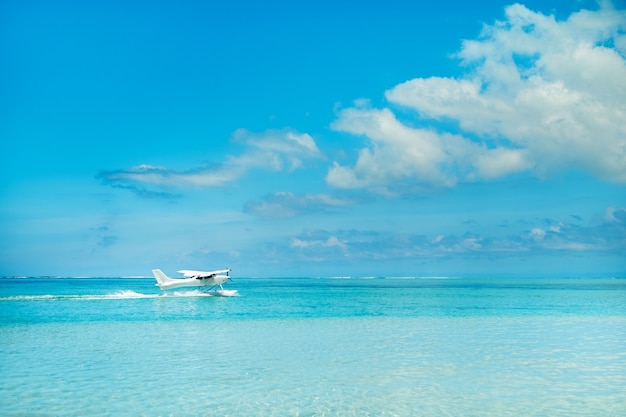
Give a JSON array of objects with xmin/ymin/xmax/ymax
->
[{"xmin": 151, "ymin": 268, "xmax": 239, "ymax": 296}]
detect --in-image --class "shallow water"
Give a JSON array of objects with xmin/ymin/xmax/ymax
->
[{"xmin": 1, "ymin": 277, "xmax": 625, "ymax": 416}]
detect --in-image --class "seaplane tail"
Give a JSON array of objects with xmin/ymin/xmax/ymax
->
[{"xmin": 151, "ymin": 269, "xmax": 189, "ymax": 290}]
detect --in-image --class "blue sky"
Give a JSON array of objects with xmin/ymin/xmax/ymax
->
[{"xmin": 1, "ymin": 0, "xmax": 625, "ymax": 277}]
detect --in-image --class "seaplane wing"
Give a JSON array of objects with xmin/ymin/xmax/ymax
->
[
  {"xmin": 152, "ymin": 268, "xmax": 238, "ymax": 296},
  {"xmin": 177, "ymin": 269, "xmax": 230, "ymax": 279}
]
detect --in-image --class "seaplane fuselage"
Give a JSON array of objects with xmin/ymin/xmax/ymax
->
[{"xmin": 152, "ymin": 269, "xmax": 237, "ymax": 295}]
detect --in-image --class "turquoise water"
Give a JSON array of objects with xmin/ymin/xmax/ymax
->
[{"xmin": 1, "ymin": 277, "xmax": 625, "ymax": 416}]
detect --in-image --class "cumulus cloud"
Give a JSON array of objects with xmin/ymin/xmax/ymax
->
[
  {"xmin": 98, "ymin": 129, "xmax": 324, "ymax": 197},
  {"xmin": 329, "ymin": 107, "xmax": 459, "ymax": 191},
  {"xmin": 328, "ymin": 2, "xmax": 626, "ymax": 193}
]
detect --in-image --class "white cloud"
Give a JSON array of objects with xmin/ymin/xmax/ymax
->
[
  {"xmin": 328, "ymin": 2, "xmax": 626, "ymax": 193},
  {"xmin": 99, "ymin": 128, "xmax": 324, "ymax": 196},
  {"xmin": 328, "ymin": 107, "xmax": 462, "ymax": 193},
  {"xmin": 103, "ymin": 163, "xmax": 245, "ymax": 189},
  {"xmin": 472, "ymin": 147, "xmax": 531, "ymax": 179},
  {"xmin": 231, "ymin": 128, "xmax": 324, "ymax": 171},
  {"xmin": 328, "ymin": 105, "xmax": 534, "ymax": 193},
  {"xmin": 529, "ymin": 228, "xmax": 546, "ymax": 240},
  {"xmin": 291, "ymin": 235, "xmax": 348, "ymax": 251}
]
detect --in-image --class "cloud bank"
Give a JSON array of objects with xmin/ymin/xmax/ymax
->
[
  {"xmin": 328, "ymin": 3, "xmax": 626, "ymax": 194},
  {"xmin": 282, "ymin": 207, "xmax": 626, "ymax": 264}
]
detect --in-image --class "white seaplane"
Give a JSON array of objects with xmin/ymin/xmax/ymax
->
[{"xmin": 151, "ymin": 268, "xmax": 239, "ymax": 296}]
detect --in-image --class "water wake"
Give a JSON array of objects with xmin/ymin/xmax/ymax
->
[{"xmin": 0, "ymin": 290, "xmax": 214, "ymax": 301}]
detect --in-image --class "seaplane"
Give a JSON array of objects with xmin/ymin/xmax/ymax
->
[{"xmin": 151, "ymin": 268, "xmax": 239, "ymax": 296}]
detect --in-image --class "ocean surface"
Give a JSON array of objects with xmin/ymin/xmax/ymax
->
[{"xmin": 1, "ymin": 276, "xmax": 625, "ymax": 416}]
